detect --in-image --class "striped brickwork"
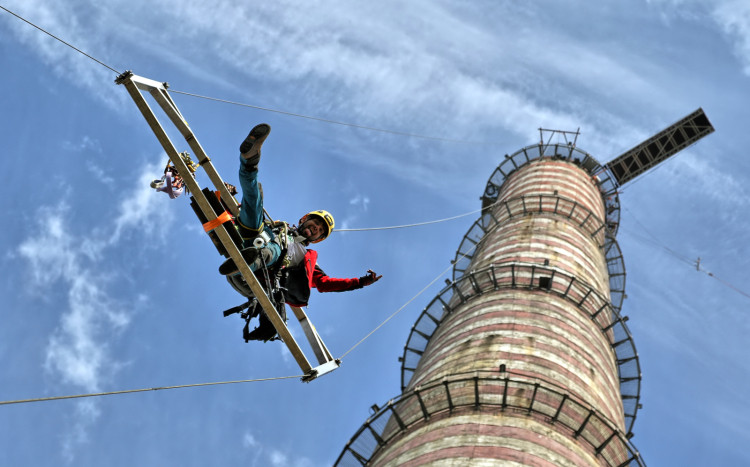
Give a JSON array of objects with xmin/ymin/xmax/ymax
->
[
  {"xmin": 373, "ymin": 411, "xmax": 603, "ymax": 467},
  {"xmin": 336, "ymin": 152, "xmax": 643, "ymax": 466}
]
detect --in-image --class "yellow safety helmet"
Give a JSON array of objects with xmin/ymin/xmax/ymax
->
[{"xmin": 299, "ymin": 210, "xmax": 335, "ymax": 243}]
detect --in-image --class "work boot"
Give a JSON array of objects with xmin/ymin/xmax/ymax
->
[
  {"xmin": 240, "ymin": 123, "xmax": 271, "ymax": 170},
  {"xmin": 219, "ymin": 247, "xmax": 261, "ymax": 275}
]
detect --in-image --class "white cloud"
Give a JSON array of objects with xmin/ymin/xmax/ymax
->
[
  {"xmin": 18, "ymin": 206, "xmax": 77, "ymax": 284},
  {"xmin": 240, "ymin": 430, "xmax": 316, "ymax": 467},
  {"xmin": 15, "ymin": 154, "xmax": 172, "ymax": 460},
  {"xmin": 340, "ymin": 194, "xmax": 372, "ymax": 231},
  {"xmin": 666, "ymin": 150, "xmax": 750, "ymax": 225},
  {"xmin": 86, "ymin": 163, "xmax": 116, "ymax": 185},
  {"xmin": 1, "ymin": 0, "xmax": 128, "ymax": 109},
  {"xmin": 62, "ymin": 135, "xmax": 102, "ymax": 153},
  {"xmin": 713, "ymin": 0, "xmax": 750, "ymax": 75},
  {"xmin": 112, "ymin": 158, "xmax": 174, "ymax": 242},
  {"xmin": 9, "ymin": 0, "xmax": 708, "ymax": 213},
  {"xmin": 17, "ymin": 156, "xmax": 171, "ymax": 391},
  {"xmin": 45, "ymin": 274, "xmax": 129, "ymax": 390},
  {"xmin": 18, "ymin": 202, "xmax": 130, "ymax": 392},
  {"xmin": 269, "ymin": 450, "xmax": 288, "ymax": 466},
  {"xmin": 349, "ymin": 194, "xmax": 370, "ymax": 211},
  {"xmin": 2, "ymin": 0, "xmax": 642, "ymax": 190},
  {"xmin": 61, "ymin": 400, "xmax": 101, "ymax": 464},
  {"xmin": 268, "ymin": 449, "xmax": 315, "ymax": 467},
  {"xmin": 242, "ymin": 431, "xmax": 259, "ymax": 449},
  {"xmin": 646, "ymin": 0, "xmax": 750, "ymax": 76}
]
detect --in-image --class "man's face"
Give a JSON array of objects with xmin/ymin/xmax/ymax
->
[{"xmin": 300, "ymin": 217, "xmax": 326, "ymax": 241}]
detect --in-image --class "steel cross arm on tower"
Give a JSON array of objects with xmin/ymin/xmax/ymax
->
[
  {"xmin": 605, "ymin": 108, "xmax": 715, "ymax": 186},
  {"xmin": 115, "ymin": 71, "xmax": 339, "ymax": 382}
]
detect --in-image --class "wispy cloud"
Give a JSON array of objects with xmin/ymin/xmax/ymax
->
[
  {"xmin": 15, "ymin": 156, "xmax": 170, "ymax": 461},
  {"xmin": 17, "ymin": 201, "xmax": 131, "ymax": 391},
  {"xmin": 269, "ymin": 450, "xmax": 289, "ymax": 466},
  {"xmin": 676, "ymin": 151, "xmax": 750, "ymax": 222},
  {"xmin": 3, "ymin": 0, "xmax": 651, "ymax": 192},
  {"xmin": 16, "ymin": 201, "xmax": 125, "ymax": 463},
  {"xmin": 241, "ymin": 430, "xmax": 315, "ymax": 467},
  {"xmin": 646, "ymin": 0, "xmax": 750, "ymax": 76},
  {"xmin": 62, "ymin": 135, "xmax": 102, "ymax": 153},
  {"xmin": 45, "ymin": 273, "xmax": 129, "ymax": 390},
  {"xmin": 86, "ymin": 163, "xmax": 116, "ymax": 186},
  {"xmin": 242, "ymin": 432, "xmax": 259, "ymax": 449},
  {"xmin": 112, "ymin": 159, "xmax": 173, "ymax": 242},
  {"xmin": 242, "ymin": 431, "xmax": 264, "ymax": 467},
  {"xmin": 61, "ymin": 400, "xmax": 101, "ymax": 464},
  {"xmin": 710, "ymin": 376, "xmax": 750, "ymax": 456},
  {"xmin": 339, "ymin": 193, "xmax": 371, "ymax": 231},
  {"xmin": 712, "ymin": 0, "xmax": 750, "ymax": 75},
  {"xmin": 20, "ymin": 160, "xmax": 169, "ymax": 385},
  {"xmin": 2, "ymin": 0, "xmax": 127, "ymax": 108},
  {"xmin": 1, "ymin": 0, "xmax": 723, "ymax": 150},
  {"xmin": 269, "ymin": 449, "xmax": 315, "ymax": 467},
  {"xmin": 349, "ymin": 194, "xmax": 370, "ymax": 211}
]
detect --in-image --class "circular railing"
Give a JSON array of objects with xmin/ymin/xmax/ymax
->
[
  {"xmin": 479, "ymin": 143, "xmax": 621, "ymax": 236},
  {"xmin": 335, "ymin": 374, "xmax": 644, "ymax": 467},
  {"xmin": 400, "ymin": 262, "xmax": 641, "ymax": 434},
  {"xmin": 451, "ymin": 195, "xmax": 626, "ymax": 312}
]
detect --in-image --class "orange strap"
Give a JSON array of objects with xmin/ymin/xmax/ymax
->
[{"xmin": 203, "ymin": 211, "xmax": 233, "ymax": 232}]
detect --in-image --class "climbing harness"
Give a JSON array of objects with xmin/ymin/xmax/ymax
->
[
  {"xmin": 116, "ymin": 71, "xmax": 340, "ymax": 382},
  {"xmin": 223, "ymin": 214, "xmax": 291, "ymax": 343}
]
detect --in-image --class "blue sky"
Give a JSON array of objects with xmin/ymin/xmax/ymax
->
[{"xmin": 1, "ymin": 1, "xmax": 749, "ymax": 465}]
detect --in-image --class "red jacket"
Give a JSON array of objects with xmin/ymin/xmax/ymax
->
[{"xmin": 284, "ymin": 249, "xmax": 363, "ymax": 307}]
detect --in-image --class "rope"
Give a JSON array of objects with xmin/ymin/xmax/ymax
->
[
  {"xmin": 701, "ymin": 271, "xmax": 750, "ymax": 300},
  {"xmin": 623, "ymin": 208, "xmax": 695, "ymax": 266},
  {"xmin": 339, "ymin": 219, "xmax": 489, "ymax": 359},
  {"xmin": 0, "ymin": 374, "xmax": 303, "ymax": 406},
  {"xmin": 336, "ymin": 206, "xmax": 489, "ymax": 232},
  {"xmin": 338, "ymin": 259, "xmax": 455, "ymax": 359},
  {"xmin": 335, "ymin": 200, "xmax": 509, "ymax": 356},
  {"xmin": 0, "ymin": 5, "xmax": 121, "ymax": 75},
  {"xmin": 624, "ymin": 207, "xmax": 750, "ymax": 301},
  {"xmin": 169, "ymin": 89, "xmax": 498, "ymax": 145}
]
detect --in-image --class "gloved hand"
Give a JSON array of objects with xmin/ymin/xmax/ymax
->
[{"xmin": 359, "ymin": 269, "xmax": 382, "ymax": 287}]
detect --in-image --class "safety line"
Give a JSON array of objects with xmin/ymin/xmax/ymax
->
[
  {"xmin": 338, "ymin": 219, "xmax": 490, "ymax": 359},
  {"xmin": 0, "ymin": 5, "xmax": 121, "ymax": 75},
  {"xmin": 336, "ymin": 200, "xmax": 507, "ymax": 356},
  {"xmin": 623, "ymin": 208, "xmax": 750, "ymax": 301},
  {"xmin": 0, "ymin": 374, "xmax": 302, "ymax": 406},
  {"xmin": 338, "ymin": 259, "xmax": 458, "ymax": 359},
  {"xmin": 623, "ymin": 206, "xmax": 707, "ymax": 265},
  {"xmin": 623, "ymin": 207, "xmax": 699, "ymax": 265},
  {"xmin": 702, "ymin": 271, "xmax": 750, "ymax": 300},
  {"xmin": 169, "ymin": 89, "xmax": 497, "ymax": 144},
  {"xmin": 336, "ymin": 206, "xmax": 489, "ymax": 232}
]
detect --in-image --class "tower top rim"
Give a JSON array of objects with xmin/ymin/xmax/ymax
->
[{"xmin": 480, "ymin": 142, "xmax": 621, "ymax": 236}]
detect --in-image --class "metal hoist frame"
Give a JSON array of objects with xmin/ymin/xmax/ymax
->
[{"xmin": 116, "ymin": 71, "xmax": 340, "ymax": 382}]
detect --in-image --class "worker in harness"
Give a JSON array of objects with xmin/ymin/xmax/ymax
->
[{"xmin": 220, "ymin": 123, "xmax": 382, "ymax": 340}]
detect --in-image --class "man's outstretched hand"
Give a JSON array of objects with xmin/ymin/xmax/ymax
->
[{"xmin": 359, "ymin": 269, "xmax": 382, "ymax": 287}]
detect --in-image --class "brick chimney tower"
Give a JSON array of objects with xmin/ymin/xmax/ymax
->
[{"xmin": 335, "ymin": 110, "xmax": 713, "ymax": 466}]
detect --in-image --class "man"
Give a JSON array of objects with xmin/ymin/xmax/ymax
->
[{"xmin": 221, "ymin": 123, "xmax": 381, "ymax": 340}]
